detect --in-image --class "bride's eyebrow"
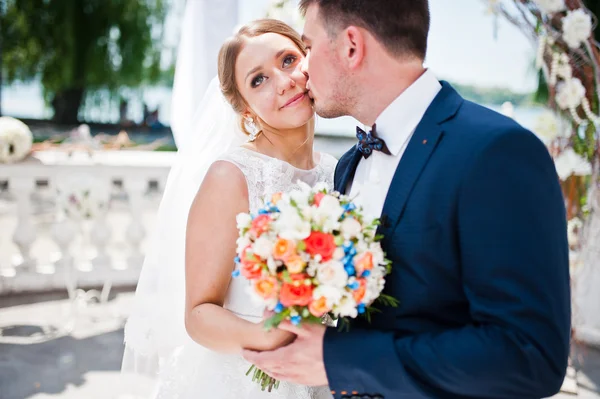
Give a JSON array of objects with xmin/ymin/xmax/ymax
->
[{"xmin": 245, "ymin": 49, "xmax": 297, "ymax": 82}]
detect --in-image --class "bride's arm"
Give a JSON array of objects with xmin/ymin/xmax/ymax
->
[{"xmin": 184, "ymin": 160, "xmax": 294, "ymax": 354}]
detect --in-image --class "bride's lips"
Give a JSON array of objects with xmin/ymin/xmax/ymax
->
[{"xmin": 281, "ymin": 92, "xmax": 307, "ymax": 109}]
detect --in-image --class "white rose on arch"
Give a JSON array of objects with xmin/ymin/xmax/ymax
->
[
  {"xmin": 534, "ymin": 0, "xmax": 566, "ymax": 15},
  {"xmin": 562, "ymin": 9, "xmax": 593, "ymax": 49},
  {"xmin": 556, "ymin": 78, "xmax": 586, "ymax": 110}
]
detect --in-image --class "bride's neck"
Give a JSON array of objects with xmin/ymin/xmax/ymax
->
[{"xmin": 251, "ymin": 122, "xmax": 315, "ymax": 170}]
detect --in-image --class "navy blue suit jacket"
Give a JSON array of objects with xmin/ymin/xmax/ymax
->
[{"xmin": 323, "ymin": 82, "xmax": 571, "ymax": 399}]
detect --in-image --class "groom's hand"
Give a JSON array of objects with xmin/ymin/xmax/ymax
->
[{"xmin": 242, "ymin": 322, "xmax": 329, "ymax": 387}]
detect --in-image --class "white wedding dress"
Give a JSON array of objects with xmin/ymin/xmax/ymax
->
[{"xmin": 147, "ymin": 146, "xmax": 337, "ymax": 399}]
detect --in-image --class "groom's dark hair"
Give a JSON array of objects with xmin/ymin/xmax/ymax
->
[{"xmin": 299, "ymin": 0, "xmax": 430, "ymax": 60}]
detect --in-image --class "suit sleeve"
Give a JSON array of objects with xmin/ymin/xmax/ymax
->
[{"xmin": 322, "ymin": 128, "xmax": 571, "ymax": 398}]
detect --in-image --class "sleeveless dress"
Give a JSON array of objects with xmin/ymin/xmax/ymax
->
[{"xmin": 152, "ymin": 147, "xmax": 337, "ymax": 399}]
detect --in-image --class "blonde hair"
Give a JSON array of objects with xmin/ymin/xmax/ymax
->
[{"xmin": 217, "ymin": 19, "xmax": 306, "ymax": 136}]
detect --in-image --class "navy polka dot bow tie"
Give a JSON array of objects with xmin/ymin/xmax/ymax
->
[{"xmin": 356, "ymin": 124, "xmax": 391, "ymax": 159}]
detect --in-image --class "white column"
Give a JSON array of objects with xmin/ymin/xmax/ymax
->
[
  {"xmin": 10, "ymin": 177, "xmax": 37, "ymax": 271},
  {"xmin": 125, "ymin": 177, "xmax": 147, "ymax": 269},
  {"xmin": 170, "ymin": 0, "xmax": 239, "ymax": 149}
]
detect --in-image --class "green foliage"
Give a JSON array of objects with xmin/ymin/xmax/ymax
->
[{"xmin": 1, "ymin": 0, "xmax": 168, "ymax": 120}]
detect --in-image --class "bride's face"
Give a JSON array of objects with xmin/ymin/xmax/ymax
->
[{"xmin": 235, "ymin": 33, "xmax": 313, "ymax": 131}]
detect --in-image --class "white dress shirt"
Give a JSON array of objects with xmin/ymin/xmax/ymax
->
[{"xmin": 348, "ymin": 69, "xmax": 442, "ymax": 222}]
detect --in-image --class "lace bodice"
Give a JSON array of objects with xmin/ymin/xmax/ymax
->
[
  {"xmin": 152, "ymin": 147, "xmax": 336, "ymax": 399},
  {"xmin": 218, "ymin": 147, "xmax": 337, "ymax": 214}
]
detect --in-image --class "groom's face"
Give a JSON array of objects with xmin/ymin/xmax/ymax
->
[{"xmin": 301, "ymin": 4, "xmax": 349, "ymax": 118}]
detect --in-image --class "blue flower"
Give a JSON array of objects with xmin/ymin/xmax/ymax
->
[
  {"xmin": 343, "ymin": 255, "xmax": 354, "ymax": 267},
  {"xmin": 361, "ymin": 269, "xmax": 371, "ymax": 278},
  {"xmin": 357, "ymin": 304, "xmax": 366, "ymax": 314},
  {"xmin": 234, "ymin": 256, "xmax": 241, "ymax": 264},
  {"xmin": 343, "ymin": 203, "xmax": 356, "ymax": 212},
  {"xmin": 231, "ymin": 270, "xmax": 241, "ymax": 278},
  {"xmin": 343, "ymin": 242, "xmax": 354, "ymax": 254},
  {"xmin": 348, "ymin": 281, "xmax": 360, "ymax": 290},
  {"xmin": 348, "ymin": 247, "xmax": 357, "ymax": 257},
  {"xmin": 345, "ymin": 265, "xmax": 356, "ymax": 276},
  {"xmin": 291, "ymin": 315, "xmax": 302, "ymax": 326},
  {"xmin": 258, "ymin": 209, "xmax": 270, "ymax": 215},
  {"xmin": 274, "ymin": 303, "xmax": 284, "ymax": 313}
]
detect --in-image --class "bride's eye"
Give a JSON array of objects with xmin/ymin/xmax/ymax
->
[
  {"xmin": 251, "ymin": 74, "xmax": 266, "ymax": 88},
  {"xmin": 282, "ymin": 55, "xmax": 297, "ymax": 68}
]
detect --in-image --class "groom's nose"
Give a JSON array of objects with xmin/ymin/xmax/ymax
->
[{"xmin": 300, "ymin": 56, "xmax": 309, "ymax": 78}]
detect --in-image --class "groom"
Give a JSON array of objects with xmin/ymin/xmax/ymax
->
[{"xmin": 243, "ymin": 1, "xmax": 571, "ymax": 398}]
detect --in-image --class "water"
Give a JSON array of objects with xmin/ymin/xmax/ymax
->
[{"xmin": 1, "ymin": 82, "xmax": 544, "ymax": 137}]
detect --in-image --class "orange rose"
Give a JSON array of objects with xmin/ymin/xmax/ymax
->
[
  {"xmin": 279, "ymin": 274, "xmax": 313, "ymax": 307},
  {"xmin": 313, "ymin": 192, "xmax": 326, "ymax": 206},
  {"xmin": 309, "ymin": 296, "xmax": 330, "ymax": 317},
  {"xmin": 304, "ymin": 231, "xmax": 336, "ymax": 261},
  {"xmin": 354, "ymin": 252, "xmax": 374, "ymax": 275},
  {"xmin": 250, "ymin": 214, "xmax": 272, "ymax": 237},
  {"xmin": 271, "ymin": 192, "xmax": 283, "ymax": 204},
  {"xmin": 254, "ymin": 276, "xmax": 279, "ymax": 300},
  {"xmin": 240, "ymin": 247, "xmax": 263, "ymax": 279},
  {"xmin": 273, "ymin": 238, "xmax": 296, "ymax": 261},
  {"xmin": 284, "ymin": 255, "xmax": 306, "ymax": 274},
  {"xmin": 352, "ymin": 278, "xmax": 368, "ymax": 303}
]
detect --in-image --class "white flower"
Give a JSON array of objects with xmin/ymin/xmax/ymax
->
[
  {"xmin": 313, "ymin": 182, "xmax": 330, "ymax": 192},
  {"xmin": 562, "ymin": 9, "xmax": 592, "ymax": 49},
  {"xmin": 368, "ymin": 243, "xmax": 386, "ymax": 266},
  {"xmin": 554, "ymin": 148, "xmax": 592, "ymax": 180},
  {"xmin": 333, "ymin": 247, "xmax": 345, "ymax": 261},
  {"xmin": 0, "ymin": 116, "xmax": 33, "ymax": 163},
  {"xmin": 267, "ymin": 256, "xmax": 279, "ymax": 274},
  {"xmin": 363, "ymin": 268, "xmax": 386, "ymax": 305},
  {"xmin": 332, "ymin": 292, "xmax": 358, "ymax": 318},
  {"xmin": 556, "ymin": 78, "xmax": 586, "ymax": 110},
  {"xmin": 533, "ymin": 111, "xmax": 563, "ymax": 142},
  {"xmin": 274, "ymin": 208, "xmax": 311, "ymax": 240},
  {"xmin": 236, "ymin": 213, "xmax": 252, "ymax": 230},
  {"xmin": 535, "ymin": 0, "xmax": 566, "ymax": 14},
  {"xmin": 313, "ymin": 195, "xmax": 345, "ymax": 228},
  {"xmin": 313, "ymin": 285, "xmax": 343, "ymax": 307},
  {"xmin": 253, "ymin": 236, "xmax": 274, "ymax": 259},
  {"xmin": 340, "ymin": 218, "xmax": 362, "ymax": 239},
  {"xmin": 316, "ymin": 260, "xmax": 348, "ymax": 288},
  {"xmin": 236, "ymin": 236, "xmax": 251, "ymax": 253}
]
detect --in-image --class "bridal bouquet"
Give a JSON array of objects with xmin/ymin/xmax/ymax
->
[{"xmin": 233, "ymin": 182, "xmax": 397, "ymax": 391}]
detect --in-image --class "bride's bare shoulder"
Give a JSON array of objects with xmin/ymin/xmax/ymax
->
[{"xmin": 194, "ymin": 160, "xmax": 249, "ymax": 204}]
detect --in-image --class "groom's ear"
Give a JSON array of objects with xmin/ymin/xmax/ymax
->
[{"xmin": 342, "ymin": 26, "xmax": 366, "ymax": 70}]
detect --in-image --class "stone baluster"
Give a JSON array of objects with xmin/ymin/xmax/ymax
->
[
  {"xmin": 10, "ymin": 177, "xmax": 37, "ymax": 271},
  {"xmin": 124, "ymin": 177, "xmax": 147, "ymax": 269},
  {"xmin": 51, "ymin": 216, "xmax": 77, "ymax": 299}
]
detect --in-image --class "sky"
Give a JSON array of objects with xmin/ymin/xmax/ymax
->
[{"xmin": 235, "ymin": 0, "xmax": 538, "ymax": 93}]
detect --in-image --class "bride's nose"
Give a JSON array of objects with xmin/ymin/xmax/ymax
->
[{"xmin": 277, "ymin": 73, "xmax": 296, "ymax": 95}]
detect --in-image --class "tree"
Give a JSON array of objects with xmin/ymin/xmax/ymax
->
[{"xmin": 0, "ymin": 0, "xmax": 166, "ymax": 124}]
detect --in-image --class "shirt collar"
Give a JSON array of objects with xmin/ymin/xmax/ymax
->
[{"xmin": 366, "ymin": 69, "xmax": 442, "ymax": 156}]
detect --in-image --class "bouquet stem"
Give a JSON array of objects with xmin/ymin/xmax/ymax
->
[{"xmin": 246, "ymin": 364, "xmax": 280, "ymax": 392}]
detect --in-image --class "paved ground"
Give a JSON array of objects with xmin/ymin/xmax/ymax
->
[{"xmin": 0, "ymin": 289, "xmax": 598, "ymax": 399}]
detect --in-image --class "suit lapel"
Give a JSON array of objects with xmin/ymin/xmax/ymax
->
[
  {"xmin": 335, "ymin": 147, "xmax": 362, "ymax": 194},
  {"xmin": 378, "ymin": 81, "xmax": 463, "ymax": 237}
]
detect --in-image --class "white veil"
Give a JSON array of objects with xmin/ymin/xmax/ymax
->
[{"xmin": 121, "ymin": 76, "xmax": 247, "ymax": 376}]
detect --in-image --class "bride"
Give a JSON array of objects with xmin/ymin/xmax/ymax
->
[{"xmin": 122, "ymin": 19, "xmax": 336, "ymax": 399}]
